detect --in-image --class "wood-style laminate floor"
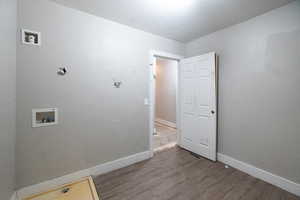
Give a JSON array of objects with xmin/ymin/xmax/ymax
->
[{"xmin": 93, "ymin": 146, "xmax": 299, "ymax": 200}]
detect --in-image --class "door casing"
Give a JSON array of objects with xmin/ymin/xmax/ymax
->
[{"xmin": 149, "ymin": 51, "xmax": 217, "ymax": 160}]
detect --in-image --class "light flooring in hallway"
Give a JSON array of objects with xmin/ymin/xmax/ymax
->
[{"xmin": 154, "ymin": 122, "xmax": 177, "ymax": 151}]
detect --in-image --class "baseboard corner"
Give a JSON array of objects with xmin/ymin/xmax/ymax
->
[
  {"xmin": 10, "ymin": 191, "xmax": 17, "ymax": 200},
  {"xmin": 217, "ymin": 153, "xmax": 300, "ymax": 197}
]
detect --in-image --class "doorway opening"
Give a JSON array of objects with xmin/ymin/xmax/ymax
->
[
  {"xmin": 154, "ymin": 58, "xmax": 178, "ymax": 151},
  {"xmin": 149, "ymin": 51, "xmax": 183, "ymax": 155},
  {"xmin": 149, "ymin": 51, "xmax": 217, "ymax": 161}
]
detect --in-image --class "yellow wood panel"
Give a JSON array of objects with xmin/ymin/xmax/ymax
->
[{"xmin": 24, "ymin": 177, "xmax": 100, "ymax": 200}]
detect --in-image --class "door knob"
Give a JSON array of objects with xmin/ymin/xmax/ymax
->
[{"xmin": 211, "ymin": 110, "xmax": 215, "ymax": 114}]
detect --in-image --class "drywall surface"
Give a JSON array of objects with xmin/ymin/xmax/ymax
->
[
  {"xmin": 16, "ymin": 0, "xmax": 184, "ymax": 188},
  {"xmin": 0, "ymin": 0, "xmax": 17, "ymax": 198},
  {"xmin": 186, "ymin": 1, "xmax": 300, "ymax": 183},
  {"xmin": 155, "ymin": 58, "xmax": 177, "ymax": 124}
]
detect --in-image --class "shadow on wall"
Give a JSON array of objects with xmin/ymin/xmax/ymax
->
[
  {"xmin": 265, "ymin": 29, "xmax": 300, "ymax": 76},
  {"xmin": 263, "ymin": 29, "xmax": 300, "ymax": 119},
  {"xmin": 258, "ymin": 29, "xmax": 300, "ymax": 182}
]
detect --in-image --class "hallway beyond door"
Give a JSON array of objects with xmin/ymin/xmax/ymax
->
[{"xmin": 154, "ymin": 122, "xmax": 177, "ymax": 151}]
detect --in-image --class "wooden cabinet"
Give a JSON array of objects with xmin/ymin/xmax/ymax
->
[{"xmin": 24, "ymin": 177, "xmax": 100, "ymax": 200}]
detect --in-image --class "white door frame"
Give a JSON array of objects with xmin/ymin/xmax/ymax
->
[{"xmin": 148, "ymin": 50, "xmax": 184, "ymax": 156}]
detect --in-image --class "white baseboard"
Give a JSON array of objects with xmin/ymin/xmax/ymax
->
[
  {"xmin": 14, "ymin": 151, "xmax": 300, "ymax": 199},
  {"xmin": 16, "ymin": 150, "xmax": 152, "ymax": 199},
  {"xmin": 155, "ymin": 118, "xmax": 176, "ymax": 128},
  {"xmin": 10, "ymin": 192, "xmax": 17, "ymax": 200},
  {"xmin": 217, "ymin": 153, "xmax": 300, "ymax": 197}
]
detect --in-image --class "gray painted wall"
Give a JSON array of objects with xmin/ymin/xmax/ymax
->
[
  {"xmin": 0, "ymin": 0, "xmax": 16, "ymax": 198},
  {"xmin": 186, "ymin": 1, "xmax": 300, "ymax": 184},
  {"xmin": 155, "ymin": 58, "xmax": 177, "ymax": 124},
  {"xmin": 16, "ymin": 0, "xmax": 184, "ymax": 188}
]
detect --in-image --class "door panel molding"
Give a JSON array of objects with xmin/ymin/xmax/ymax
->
[{"xmin": 179, "ymin": 52, "xmax": 217, "ymax": 161}]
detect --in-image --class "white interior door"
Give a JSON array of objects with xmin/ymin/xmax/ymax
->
[{"xmin": 179, "ymin": 52, "xmax": 217, "ymax": 161}]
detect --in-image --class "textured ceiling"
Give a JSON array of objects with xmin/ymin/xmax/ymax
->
[{"xmin": 51, "ymin": 0, "xmax": 294, "ymax": 42}]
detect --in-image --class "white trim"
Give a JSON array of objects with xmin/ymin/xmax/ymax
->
[
  {"xmin": 149, "ymin": 50, "xmax": 183, "ymax": 157},
  {"xmin": 10, "ymin": 192, "xmax": 17, "ymax": 200},
  {"xmin": 218, "ymin": 153, "xmax": 300, "ymax": 197},
  {"xmin": 155, "ymin": 118, "xmax": 176, "ymax": 128},
  {"xmin": 16, "ymin": 151, "xmax": 152, "ymax": 199},
  {"xmin": 176, "ymin": 59, "xmax": 182, "ymax": 146},
  {"xmin": 149, "ymin": 50, "xmax": 183, "ymax": 62}
]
